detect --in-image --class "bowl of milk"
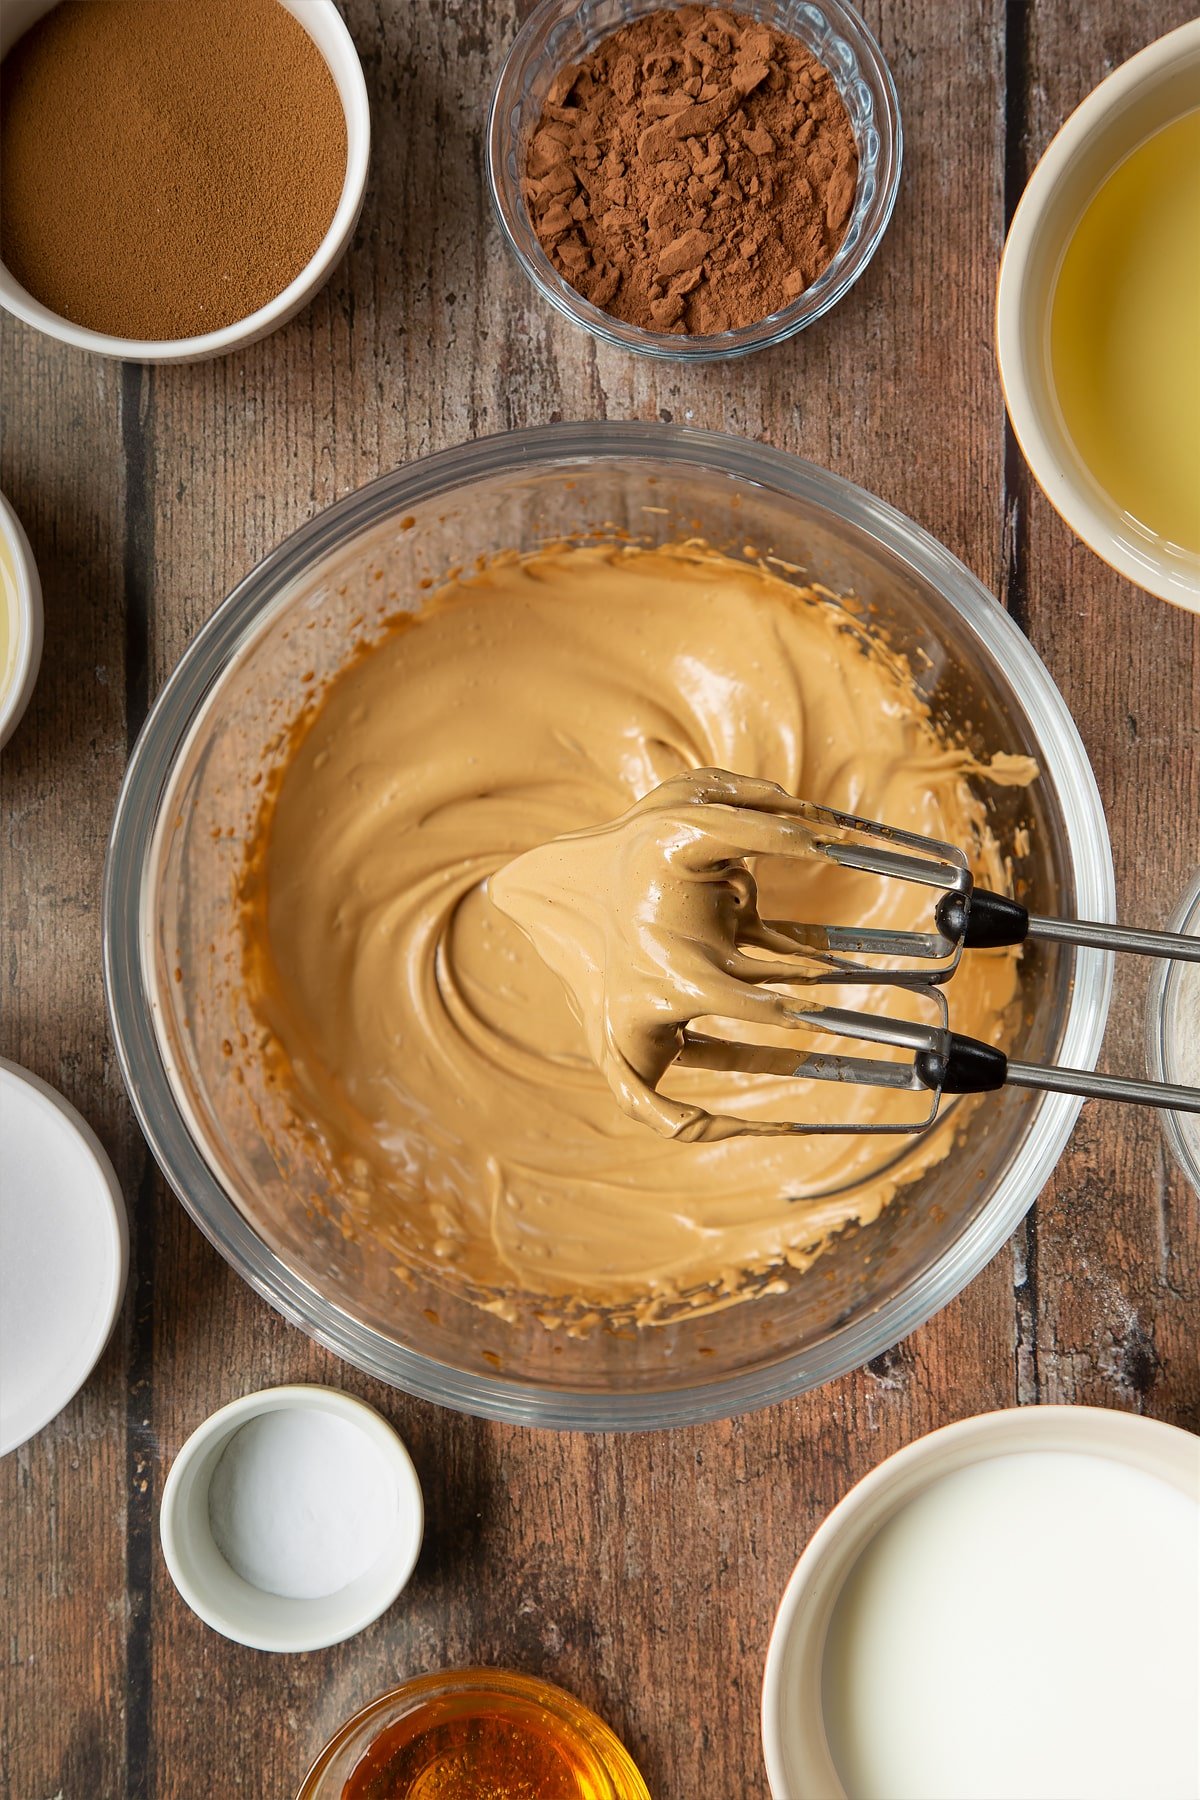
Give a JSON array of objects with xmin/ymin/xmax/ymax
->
[{"xmin": 762, "ymin": 1405, "xmax": 1200, "ymax": 1799}]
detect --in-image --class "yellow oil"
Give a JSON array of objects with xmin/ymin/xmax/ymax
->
[
  {"xmin": 1050, "ymin": 107, "xmax": 1200, "ymax": 556},
  {"xmin": 0, "ymin": 530, "xmax": 16, "ymax": 699}
]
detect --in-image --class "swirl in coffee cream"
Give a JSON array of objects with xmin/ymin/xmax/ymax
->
[
  {"xmin": 241, "ymin": 542, "xmax": 1033, "ymax": 1321},
  {"xmin": 489, "ymin": 769, "xmax": 916, "ymax": 1141}
]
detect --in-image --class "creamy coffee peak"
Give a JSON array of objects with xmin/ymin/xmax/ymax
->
[{"xmin": 490, "ymin": 770, "xmax": 869, "ymax": 1141}]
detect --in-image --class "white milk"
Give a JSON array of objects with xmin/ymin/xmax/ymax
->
[{"xmin": 822, "ymin": 1450, "xmax": 1200, "ymax": 1800}]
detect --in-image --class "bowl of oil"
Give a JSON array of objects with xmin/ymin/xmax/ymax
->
[
  {"xmin": 0, "ymin": 490, "xmax": 43, "ymax": 749},
  {"xmin": 297, "ymin": 1669, "xmax": 650, "ymax": 1800},
  {"xmin": 997, "ymin": 20, "xmax": 1200, "ymax": 612}
]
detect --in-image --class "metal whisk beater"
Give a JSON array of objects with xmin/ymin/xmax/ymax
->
[{"xmin": 672, "ymin": 799, "xmax": 1200, "ymax": 1135}]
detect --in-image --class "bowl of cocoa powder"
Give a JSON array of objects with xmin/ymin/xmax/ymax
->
[
  {"xmin": 488, "ymin": 0, "xmax": 901, "ymax": 359},
  {"xmin": 0, "ymin": 0, "xmax": 369, "ymax": 363}
]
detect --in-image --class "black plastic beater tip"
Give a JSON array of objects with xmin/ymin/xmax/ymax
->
[
  {"xmin": 936, "ymin": 886, "xmax": 1030, "ymax": 949},
  {"xmin": 914, "ymin": 1033, "xmax": 1009, "ymax": 1094}
]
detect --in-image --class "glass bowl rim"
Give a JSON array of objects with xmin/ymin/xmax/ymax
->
[
  {"xmin": 295, "ymin": 1666, "xmax": 651, "ymax": 1800},
  {"xmin": 102, "ymin": 420, "xmax": 1115, "ymax": 1431},
  {"xmin": 485, "ymin": 0, "xmax": 903, "ymax": 362},
  {"xmin": 1145, "ymin": 864, "xmax": 1200, "ymax": 1195}
]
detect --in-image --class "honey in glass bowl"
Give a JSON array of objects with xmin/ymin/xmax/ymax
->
[{"xmin": 298, "ymin": 1669, "xmax": 650, "ymax": 1800}]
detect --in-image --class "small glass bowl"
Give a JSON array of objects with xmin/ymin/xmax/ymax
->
[
  {"xmin": 487, "ymin": 0, "xmax": 902, "ymax": 361},
  {"xmin": 297, "ymin": 1669, "xmax": 651, "ymax": 1800},
  {"xmin": 1146, "ymin": 867, "xmax": 1200, "ymax": 1198}
]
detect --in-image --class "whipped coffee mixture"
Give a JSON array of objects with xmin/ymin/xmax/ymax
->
[
  {"xmin": 241, "ymin": 542, "xmax": 1031, "ymax": 1323},
  {"xmin": 490, "ymin": 769, "xmax": 850, "ymax": 1142}
]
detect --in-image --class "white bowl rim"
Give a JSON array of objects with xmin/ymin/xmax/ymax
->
[
  {"xmin": 102, "ymin": 421, "xmax": 1116, "ymax": 1431},
  {"xmin": 996, "ymin": 19, "xmax": 1200, "ymax": 613},
  {"xmin": 158, "ymin": 1382, "xmax": 425, "ymax": 1652},
  {"xmin": 0, "ymin": 0, "xmax": 370, "ymax": 363},
  {"xmin": 0, "ymin": 489, "xmax": 44, "ymax": 749},
  {"xmin": 761, "ymin": 1403, "xmax": 1200, "ymax": 1798},
  {"xmin": 0, "ymin": 1056, "xmax": 129, "ymax": 1455}
]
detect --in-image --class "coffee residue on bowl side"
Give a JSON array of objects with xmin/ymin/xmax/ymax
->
[
  {"xmin": 0, "ymin": 0, "xmax": 348, "ymax": 340},
  {"xmin": 522, "ymin": 5, "xmax": 859, "ymax": 335}
]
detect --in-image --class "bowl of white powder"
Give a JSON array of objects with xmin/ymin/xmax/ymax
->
[{"xmin": 159, "ymin": 1384, "xmax": 423, "ymax": 1651}]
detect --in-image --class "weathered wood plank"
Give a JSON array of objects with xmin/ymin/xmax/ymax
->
[{"xmin": 0, "ymin": 336, "xmax": 137, "ymax": 1799}]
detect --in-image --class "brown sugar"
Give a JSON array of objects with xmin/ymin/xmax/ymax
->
[
  {"xmin": 522, "ymin": 5, "xmax": 860, "ymax": 335},
  {"xmin": 0, "ymin": 0, "xmax": 348, "ymax": 340}
]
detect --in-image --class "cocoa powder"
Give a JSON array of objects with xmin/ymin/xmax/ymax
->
[
  {"xmin": 0, "ymin": 0, "xmax": 347, "ymax": 341},
  {"xmin": 522, "ymin": 6, "xmax": 860, "ymax": 335}
]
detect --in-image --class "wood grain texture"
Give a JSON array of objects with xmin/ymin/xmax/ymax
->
[{"xmin": 2, "ymin": 3, "xmax": 1196, "ymax": 1797}]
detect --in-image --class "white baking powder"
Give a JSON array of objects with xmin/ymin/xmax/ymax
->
[{"xmin": 207, "ymin": 1408, "xmax": 396, "ymax": 1600}]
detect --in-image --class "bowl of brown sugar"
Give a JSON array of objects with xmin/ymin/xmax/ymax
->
[
  {"xmin": 488, "ymin": 0, "xmax": 901, "ymax": 359},
  {"xmin": 0, "ymin": 0, "xmax": 369, "ymax": 362}
]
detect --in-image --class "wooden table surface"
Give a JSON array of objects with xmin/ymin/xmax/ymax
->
[{"xmin": 3, "ymin": 3, "xmax": 1198, "ymax": 1796}]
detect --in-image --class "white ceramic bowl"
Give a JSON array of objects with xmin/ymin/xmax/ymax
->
[
  {"xmin": 997, "ymin": 20, "xmax": 1200, "ymax": 612},
  {"xmin": 761, "ymin": 1405, "xmax": 1200, "ymax": 1798},
  {"xmin": 0, "ymin": 489, "xmax": 43, "ymax": 749},
  {"xmin": 0, "ymin": 0, "xmax": 370, "ymax": 364},
  {"xmin": 159, "ymin": 1385, "xmax": 424, "ymax": 1652},
  {"xmin": 0, "ymin": 1058, "xmax": 128, "ymax": 1456}
]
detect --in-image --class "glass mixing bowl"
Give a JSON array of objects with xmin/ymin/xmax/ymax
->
[
  {"xmin": 1146, "ymin": 867, "xmax": 1200, "ymax": 1199},
  {"xmin": 103, "ymin": 423, "xmax": 1113, "ymax": 1429}
]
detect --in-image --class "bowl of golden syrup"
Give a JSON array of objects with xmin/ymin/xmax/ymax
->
[
  {"xmin": 297, "ymin": 1669, "xmax": 651, "ymax": 1800},
  {"xmin": 998, "ymin": 21, "xmax": 1200, "ymax": 612}
]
